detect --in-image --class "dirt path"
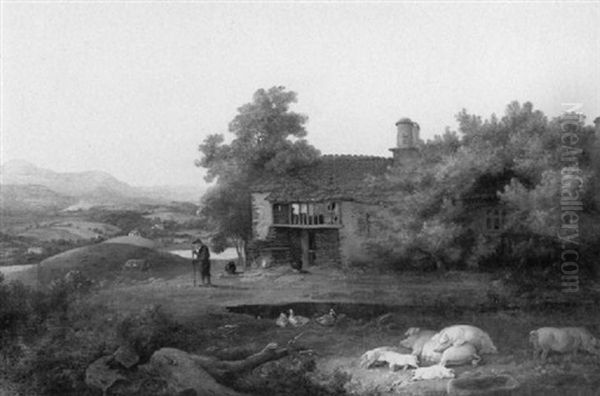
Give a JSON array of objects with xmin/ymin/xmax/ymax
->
[{"xmin": 92, "ymin": 264, "xmax": 495, "ymax": 316}]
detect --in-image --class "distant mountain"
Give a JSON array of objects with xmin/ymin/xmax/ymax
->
[
  {"xmin": 0, "ymin": 160, "xmax": 205, "ymax": 211},
  {"xmin": 1, "ymin": 160, "xmax": 140, "ymax": 198},
  {"xmin": 0, "ymin": 184, "xmax": 75, "ymax": 213}
]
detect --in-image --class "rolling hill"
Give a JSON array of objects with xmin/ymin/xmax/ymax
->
[
  {"xmin": 0, "ymin": 160, "xmax": 206, "ymax": 211},
  {"xmin": 12, "ymin": 241, "xmax": 190, "ymax": 286}
]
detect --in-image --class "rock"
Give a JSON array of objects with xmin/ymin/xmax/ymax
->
[
  {"xmin": 85, "ymin": 355, "xmax": 127, "ymax": 395},
  {"xmin": 144, "ymin": 347, "xmax": 244, "ymax": 396},
  {"xmin": 113, "ymin": 344, "xmax": 140, "ymax": 369},
  {"xmin": 447, "ymin": 374, "xmax": 519, "ymax": 396}
]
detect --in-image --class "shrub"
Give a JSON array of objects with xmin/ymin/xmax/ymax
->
[{"xmin": 116, "ymin": 304, "xmax": 192, "ymax": 362}]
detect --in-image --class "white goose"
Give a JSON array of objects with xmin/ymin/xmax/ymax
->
[
  {"xmin": 316, "ymin": 308, "xmax": 337, "ymax": 327},
  {"xmin": 288, "ymin": 309, "xmax": 310, "ymax": 327},
  {"xmin": 275, "ymin": 312, "xmax": 289, "ymax": 328}
]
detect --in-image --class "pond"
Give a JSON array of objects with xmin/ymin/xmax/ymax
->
[
  {"xmin": 0, "ymin": 264, "xmax": 36, "ymax": 275},
  {"xmin": 169, "ymin": 247, "xmax": 238, "ymax": 261}
]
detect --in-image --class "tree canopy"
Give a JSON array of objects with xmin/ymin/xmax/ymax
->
[
  {"xmin": 196, "ymin": 87, "xmax": 320, "ymax": 264},
  {"xmin": 366, "ymin": 101, "xmax": 598, "ymax": 275}
]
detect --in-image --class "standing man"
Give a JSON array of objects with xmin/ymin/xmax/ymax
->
[
  {"xmin": 191, "ymin": 239, "xmax": 202, "ymax": 287},
  {"xmin": 192, "ymin": 238, "xmax": 211, "ymax": 286}
]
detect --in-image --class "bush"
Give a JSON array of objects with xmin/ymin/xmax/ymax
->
[
  {"xmin": 116, "ymin": 304, "xmax": 195, "ymax": 362},
  {"xmin": 0, "ymin": 272, "xmax": 114, "ymax": 395}
]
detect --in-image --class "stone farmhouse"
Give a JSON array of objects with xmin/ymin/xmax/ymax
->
[
  {"xmin": 248, "ymin": 115, "xmax": 600, "ymax": 269},
  {"xmin": 249, "ymin": 117, "xmax": 503, "ymax": 268}
]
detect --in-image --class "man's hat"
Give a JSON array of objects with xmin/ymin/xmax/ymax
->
[{"xmin": 192, "ymin": 238, "xmax": 202, "ymax": 244}]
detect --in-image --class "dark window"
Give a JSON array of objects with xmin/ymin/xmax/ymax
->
[{"xmin": 485, "ymin": 208, "xmax": 505, "ymax": 232}]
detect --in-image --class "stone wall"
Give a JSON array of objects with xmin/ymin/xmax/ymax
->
[
  {"xmin": 338, "ymin": 201, "xmax": 379, "ymax": 265},
  {"xmin": 251, "ymin": 193, "xmax": 272, "ymax": 240}
]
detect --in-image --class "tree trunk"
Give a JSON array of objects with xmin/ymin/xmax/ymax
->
[{"xmin": 235, "ymin": 239, "xmax": 248, "ymax": 268}]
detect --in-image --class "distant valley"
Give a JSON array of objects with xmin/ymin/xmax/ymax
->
[{"xmin": 0, "ymin": 160, "xmax": 206, "ymax": 212}]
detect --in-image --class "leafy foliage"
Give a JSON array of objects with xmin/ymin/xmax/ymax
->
[
  {"xmin": 116, "ymin": 304, "xmax": 196, "ymax": 362},
  {"xmin": 196, "ymin": 87, "xmax": 320, "ymax": 264},
  {"xmin": 366, "ymin": 101, "xmax": 599, "ymax": 274}
]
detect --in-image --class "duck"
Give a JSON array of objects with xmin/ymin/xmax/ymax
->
[
  {"xmin": 316, "ymin": 308, "xmax": 337, "ymax": 327},
  {"xmin": 288, "ymin": 309, "xmax": 310, "ymax": 327},
  {"xmin": 275, "ymin": 312, "xmax": 289, "ymax": 328}
]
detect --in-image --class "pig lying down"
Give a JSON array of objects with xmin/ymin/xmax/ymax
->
[
  {"xmin": 530, "ymin": 327, "xmax": 600, "ymax": 361},
  {"xmin": 399, "ymin": 328, "xmax": 440, "ymax": 363},
  {"xmin": 433, "ymin": 325, "xmax": 498, "ymax": 354},
  {"xmin": 359, "ymin": 347, "xmax": 418, "ymax": 371},
  {"xmin": 411, "ymin": 365, "xmax": 455, "ymax": 381},
  {"xmin": 440, "ymin": 343, "xmax": 481, "ymax": 367}
]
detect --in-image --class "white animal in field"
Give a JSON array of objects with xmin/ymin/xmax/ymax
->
[
  {"xmin": 433, "ymin": 325, "xmax": 498, "ymax": 354},
  {"xmin": 288, "ymin": 309, "xmax": 310, "ymax": 327},
  {"xmin": 421, "ymin": 333, "xmax": 444, "ymax": 363},
  {"xmin": 411, "ymin": 364, "xmax": 455, "ymax": 381},
  {"xmin": 275, "ymin": 312, "xmax": 288, "ymax": 328},
  {"xmin": 378, "ymin": 351, "xmax": 419, "ymax": 371},
  {"xmin": 400, "ymin": 328, "xmax": 441, "ymax": 363},
  {"xmin": 316, "ymin": 309, "xmax": 337, "ymax": 327},
  {"xmin": 404, "ymin": 327, "xmax": 422, "ymax": 337},
  {"xmin": 360, "ymin": 348, "xmax": 418, "ymax": 371},
  {"xmin": 440, "ymin": 343, "xmax": 481, "ymax": 367},
  {"xmin": 563, "ymin": 327, "xmax": 600, "ymax": 354},
  {"xmin": 530, "ymin": 327, "xmax": 600, "ymax": 361},
  {"xmin": 359, "ymin": 346, "xmax": 400, "ymax": 368}
]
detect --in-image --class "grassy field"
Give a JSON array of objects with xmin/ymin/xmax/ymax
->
[
  {"xmin": 8, "ymin": 241, "xmax": 188, "ymax": 287},
  {"xmin": 5, "ymin": 247, "xmax": 600, "ymax": 395},
  {"xmin": 79, "ymin": 263, "xmax": 600, "ymax": 395},
  {"xmin": 17, "ymin": 220, "xmax": 121, "ymax": 241}
]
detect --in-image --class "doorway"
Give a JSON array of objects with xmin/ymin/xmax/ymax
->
[{"xmin": 300, "ymin": 229, "xmax": 316, "ymax": 267}]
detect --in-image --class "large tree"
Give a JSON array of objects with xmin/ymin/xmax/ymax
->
[
  {"xmin": 196, "ymin": 87, "xmax": 320, "ymax": 265},
  {"xmin": 366, "ymin": 102, "xmax": 599, "ymax": 274}
]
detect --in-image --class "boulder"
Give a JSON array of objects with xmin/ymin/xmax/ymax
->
[
  {"xmin": 144, "ymin": 348, "xmax": 244, "ymax": 396},
  {"xmin": 85, "ymin": 355, "xmax": 127, "ymax": 395},
  {"xmin": 113, "ymin": 344, "xmax": 140, "ymax": 369}
]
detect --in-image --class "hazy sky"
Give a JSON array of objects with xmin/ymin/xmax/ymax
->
[{"xmin": 2, "ymin": 2, "xmax": 599, "ymax": 186}]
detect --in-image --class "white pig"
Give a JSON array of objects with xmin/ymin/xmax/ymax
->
[
  {"xmin": 400, "ymin": 328, "xmax": 438, "ymax": 357},
  {"xmin": 376, "ymin": 351, "xmax": 419, "ymax": 371},
  {"xmin": 433, "ymin": 325, "xmax": 498, "ymax": 354},
  {"xmin": 562, "ymin": 327, "xmax": 600, "ymax": 355},
  {"xmin": 411, "ymin": 364, "xmax": 455, "ymax": 381},
  {"xmin": 440, "ymin": 343, "xmax": 481, "ymax": 367},
  {"xmin": 359, "ymin": 346, "xmax": 399, "ymax": 368},
  {"xmin": 421, "ymin": 332, "xmax": 443, "ymax": 363},
  {"xmin": 530, "ymin": 327, "xmax": 600, "ymax": 361},
  {"xmin": 404, "ymin": 327, "xmax": 422, "ymax": 337}
]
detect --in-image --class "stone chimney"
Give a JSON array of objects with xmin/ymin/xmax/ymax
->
[{"xmin": 390, "ymin": 117, "xmax": 420, "ymax": 166}]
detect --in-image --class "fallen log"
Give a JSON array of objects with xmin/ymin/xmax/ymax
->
[
  {"xmin": 192, "ymin": 343, "xmax": 288, "ymax": 381},
  {"xmin": 86, "ymin": 342, "xmax": 294, "ymax": 396},
  {"xmin": 143, "ymin": 342, "xmax": 292, "ymax": 396}
]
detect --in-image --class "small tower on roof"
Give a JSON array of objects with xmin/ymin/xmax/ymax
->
[{"xmin": 390, "ymin": 117, "xmax": 420, "ymax": 166}]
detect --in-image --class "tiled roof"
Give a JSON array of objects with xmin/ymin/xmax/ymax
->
[{"xmin": 252, "ymin": 154, "xmax": 392, "ymax": 203}]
